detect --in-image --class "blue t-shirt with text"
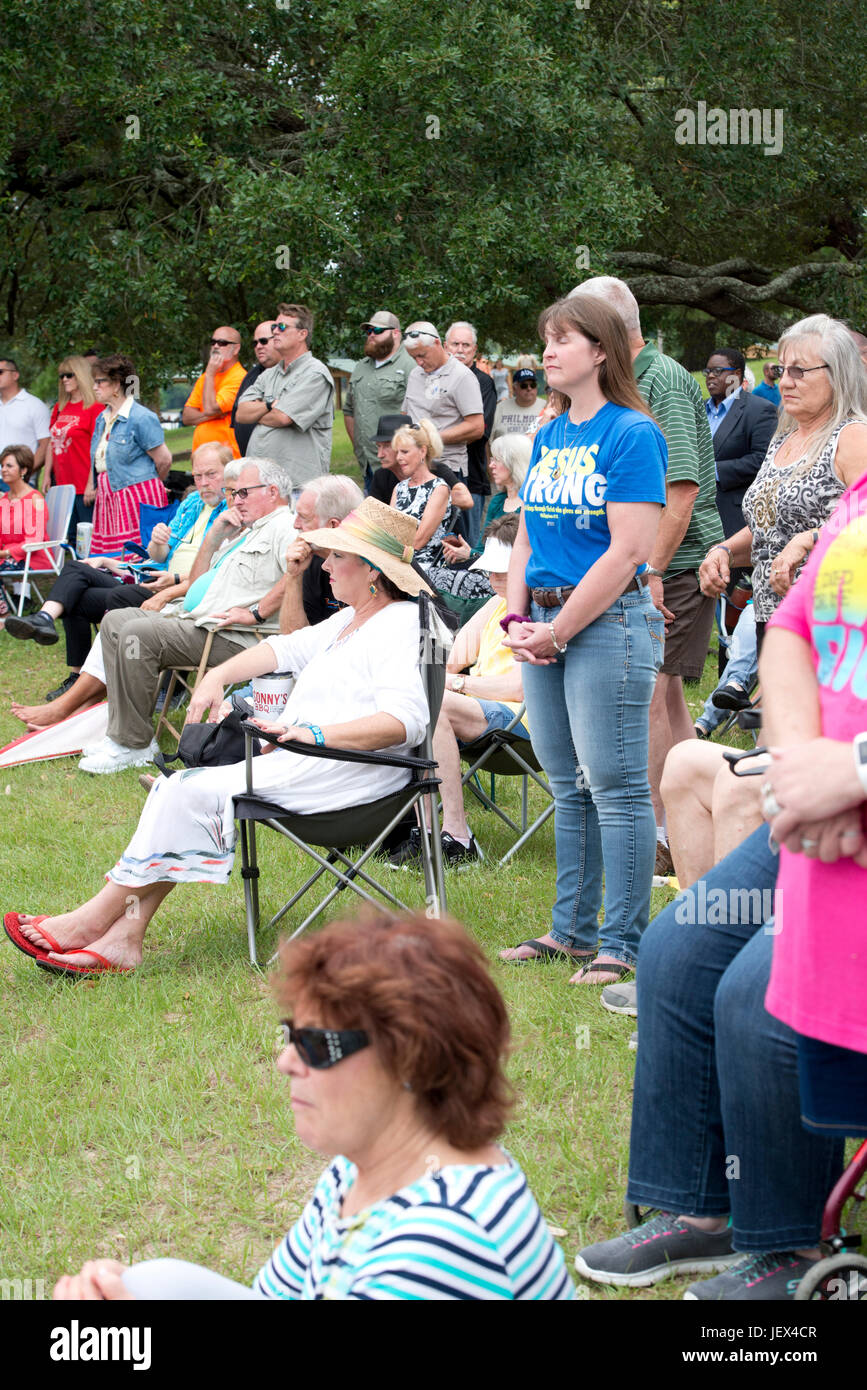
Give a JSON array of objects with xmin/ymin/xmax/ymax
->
[{"xmin": 519, "ymin": 403, "xmax": 667, "ymax": 588}]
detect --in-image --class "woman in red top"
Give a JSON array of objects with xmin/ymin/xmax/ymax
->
[
  {"xmin": 44, "ymin": 355, "xmax": 103, "ymax": 540},
  {"xmin": 0, "ymin": 445, "xmax": 51, "ymax": 616}
]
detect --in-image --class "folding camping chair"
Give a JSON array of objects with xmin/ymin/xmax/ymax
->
[
  {"xmin": 154, "ymin": 621, "xmax": 279, "ymax": 746},
  {"xmin": 459, "ymin": 704, "xmax": 554, "ymax": 866},
  {"xmin": 232, "ymin": 595, "xmax": 447, "ymax": 966},
  {"xmin": 1, "ymin": 484, "xmax": 75, "ymax": 615}
]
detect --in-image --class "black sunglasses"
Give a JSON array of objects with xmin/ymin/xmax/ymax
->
[
  {"xmin": 233, "ymin": 483, "xmax": 269, "ymax": 500},
  {"xmin": 58, "ymin": 372, "xmax": 77, "ymax": 380},
  {"xmin": 279, "ymin": 1020, "xmax": 370, "ymax": 1069},
  {"xmin": 253, "ymin": 336, "xmax": 272, "ymax": 346},
  {"xmin": 362, "ymin": 324, "xmax": 392, "ymax": 335},
  {"xmin": 210, "ymin": 337, "xmax": 237, "ymax": 347}
]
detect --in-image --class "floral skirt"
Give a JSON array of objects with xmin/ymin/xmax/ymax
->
[{"xmin": 91, "ymin": 473, "xmax": 169, "ymax": 557}]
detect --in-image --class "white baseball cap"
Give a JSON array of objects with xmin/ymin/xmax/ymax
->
[{"xmin": 469, "ymin": 537, "xmax": 512, "ymax": 573}]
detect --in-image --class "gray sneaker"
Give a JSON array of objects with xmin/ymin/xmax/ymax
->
[
  {"xmin": 601, "ymin": 981, "xmax": 637, "ymax": 1016},
  {"xmin": 683, "ymin": 1251, "xmax": 818, "ymax": 1301},
  {"xmin": 574, "ymin": 1212, "xmax": 738, "ymax": 1288}
]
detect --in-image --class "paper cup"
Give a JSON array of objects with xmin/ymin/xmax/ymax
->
[
  {"xmin": 252, "ymin": 673, "xmax": 295, "ymax": 720},
  {"xmin": 76, "ymin": 523, "xmax": 94, "ymax": 559}
]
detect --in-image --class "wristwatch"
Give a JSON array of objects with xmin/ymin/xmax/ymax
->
[
  {"xmin": 451, "ymin": 675, "xmax": 466, "ymax": 693},
  {"xmin": 854, "ymin": 732, "xmax": 867, "ymax": 796},
  {"xmin": 250, "ymin": 604, "xmax": 264, "ymax": 624},
  {"xmin": 644, "ymin": 567, "xmax": 665, "ymax": 578},
  {"xmin": 264, "ymin": 399, "xmax": 274, "ymax": 412}
]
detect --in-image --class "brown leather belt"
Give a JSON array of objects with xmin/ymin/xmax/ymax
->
[{"xmin": 531, "ymin": 574, "xmax": 650, "ymax": 609}]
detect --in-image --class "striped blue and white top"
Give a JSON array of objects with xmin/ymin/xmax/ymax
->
[{"xmin": 254, "ymin": 1153, "xmax": 574, "ymax": 1300}]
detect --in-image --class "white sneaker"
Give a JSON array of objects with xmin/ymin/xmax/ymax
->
[
  {"xmin": 79, "ymin": 736, "xmax": 160, "ymax": 774},
  {"xmin": 601, "ymin": 981, "xmax": 638, "ymax": 1016}
]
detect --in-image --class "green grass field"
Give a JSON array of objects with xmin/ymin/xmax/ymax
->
[{"xmin": 0, "ymin": 614, "xmax": 756, "ymax": 1299}]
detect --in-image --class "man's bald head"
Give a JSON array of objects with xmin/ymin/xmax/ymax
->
[{"xmin": 210, "ymin": 326, "xmax": 242, "ymax": 365}]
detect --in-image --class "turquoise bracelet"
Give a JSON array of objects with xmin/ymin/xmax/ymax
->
[{"xmin": 298, "ymin": 722, "xmax": 325, "ymax": 746}]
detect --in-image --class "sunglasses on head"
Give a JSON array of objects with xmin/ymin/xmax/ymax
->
[
  {"xmin": 210, "ymin": 337, "xmax": 237, "ymax": 347},
  {"xmin": 362, "ymin": 324, "xmax": 392, "ymax": 335},
  {"xmin": 280, "ymin": 1020, "xmax": 370, "ymax": 1069},
  {"xmin": 404, "ymin": 330, "xmax": 436, "ymax": 341},
  {"xmin": 253, "ymin": 336, "xmax": 273, "ymax": 346}
]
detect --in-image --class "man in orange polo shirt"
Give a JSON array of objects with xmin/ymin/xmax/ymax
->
[{"xmin": 182, "ymin": 326, "xmax": 246, "ymax": 456}]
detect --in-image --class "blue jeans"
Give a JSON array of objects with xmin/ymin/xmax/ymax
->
[
  {"xmin": 699, "ymin": 604, "xmax": 758, "ymax": 733},
  {"xmin": 627, "ymin": 825, "xmax": 845, "ymax": 1250},
  {"xmin": 521, "ymin": 589, "xmax": 663, "ymax": 964}
]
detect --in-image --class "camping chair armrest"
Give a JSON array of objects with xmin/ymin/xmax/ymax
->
[
  {"xmin": 20, "ymin": 538, "xmax": 71, "ymax": 554},
  {"xmin": 241, "ymin": 721, "xmax": 436, "ymax": 771}
]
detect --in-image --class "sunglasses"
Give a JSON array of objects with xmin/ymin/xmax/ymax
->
[
  {"xmin": 778, "ymin": 363, "xmax": 829, "ymax": 381},
  {"xmin": 210, "ymin": 338, "xmax": 237, "ymax": 347},
  {"xmin": 253, "ymin": 336, "xmax": 273, "ymax": 346},
  {"xmin": 272, "ymin": 322, "xmax": 297, "ymax": 334},
  {"xmin": 279, "ymin": 1020, "xmax": 370, "ymax": 1069},
  {"xmin": 58, "ymin": 372, "xmax": 77, "ymax": 380},
  {"xmin": 362, "ymin": 324, "xmax": 392, "ymax": 335},
  {"xmin": 233, "ymin": 483, "xmax": 269, "ymax": 500},
  {"xmin": 404, "ymin": 330, "xmax": 436, "ymax": 341}
]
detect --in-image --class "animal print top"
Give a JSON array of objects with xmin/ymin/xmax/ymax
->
[{"xmin": 742, "ymin": 421, "xmax": 851, "ymax": 620}]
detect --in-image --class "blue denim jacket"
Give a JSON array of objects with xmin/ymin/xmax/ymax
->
[{"xmin": 90, "ymin": 400, "xmax": 165, "ymax": 492}]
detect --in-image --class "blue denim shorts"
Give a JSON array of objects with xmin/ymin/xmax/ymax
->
[{"xmin": 473, "ymin": 700, "xmax": 530, "ymax": 739}]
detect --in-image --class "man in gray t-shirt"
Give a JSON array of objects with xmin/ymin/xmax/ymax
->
[
  {"xmin": 400, "ymin": 321, "xmax": 483, "ymax": 478},
  {"xmin": 235, "ymin": 303, "xmax": 334, "ymax": 487}
]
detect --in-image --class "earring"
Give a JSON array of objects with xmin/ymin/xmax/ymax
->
[{"xmin": 369, "ymin": 581, "xmax": 377, "ymax": 596}]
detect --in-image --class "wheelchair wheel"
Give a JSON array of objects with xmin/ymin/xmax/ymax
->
[
  {"xmin": 794, "ymin": 1251, "xmax": 867, "ymax": 1300},
  {"xmin": 623, "ymin": 1201, "xmax": 658, "ymax": 1230}
]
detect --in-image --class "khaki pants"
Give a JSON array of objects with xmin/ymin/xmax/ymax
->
[{"xmin": 100, "ymin": 609, "xmax": 251, "ymax": 749}]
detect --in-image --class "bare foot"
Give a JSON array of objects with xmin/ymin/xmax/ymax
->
[
  {"xmin": 47, "ymin": 920, "xmax": 144, "ymax": 972},
  {"xmin": 11, "ymin": 693, "xmax": 103, "ymax": 726},
  {"xmin": 568, "ymin": 955, "xmax": 634, "ymax": 986},
  {"xmin": 499, "ymin": 933, "xmax": 595, "ymax": 963},
  {"xmin": 19, "ymin": 910, "xmax": 108, "ymax": 953}
]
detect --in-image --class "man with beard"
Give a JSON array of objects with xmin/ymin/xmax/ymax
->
[
  {"xmin": 343, "ymin": 312, "xmax": 413, "ymax": 492},
  {"xmin": 231, "ymin": 318, "xmax": 282, "ymax": 457}
]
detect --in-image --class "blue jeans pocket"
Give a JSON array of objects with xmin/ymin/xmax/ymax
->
[{"xmin": 645, "ymin": 611, "xmax": 665, "ymax": 670}]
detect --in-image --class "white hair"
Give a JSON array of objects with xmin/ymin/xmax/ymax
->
[
  {"xmin": 490, "ymin": 432, "xmax": 532, "ymax": 490},
  {"xmin": 223, "ymin": 459, "xmax": 244, "ymax": 482},
  {"xmin": 774, "ymin": 315, "xmax": 867, "ymax": 474},
  {"xmin": 445, "ymin": 321, "xmax": 478, "ymax": 346},
  {"xmin": 568, "ymin": 276, "xmax": 642, "ymax": 338},
  {"xmin": 302, "ymin": 474, "xmax": 364, "ymax": 523},
  {"xmin": 239, "ymin": 456, "xmax": 292, "ymax": 499}
]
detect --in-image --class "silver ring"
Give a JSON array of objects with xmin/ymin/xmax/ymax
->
[
  {"xmin": 841, "ymin": 829, "xmax": 861, "ymax": 838},
  {"xmin": 800, "ymin": 837, "xmax": 819, "ymax": 849}
]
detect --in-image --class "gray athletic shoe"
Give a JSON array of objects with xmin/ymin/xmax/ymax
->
[
  {"xmin": 628, "ymin": 1031, "xmax": 638, "ymax": 1051},
  {"xmin": 601, "ymin": 981, "xmax": 637, "ymax": 1016},
  {"xmin": 683, "ymin": 1251, "xmax": 818, "ymax": 1300},
  {"xmin": 574, "ymin": 1212, "xmax": 738, "ymax": 1288}
]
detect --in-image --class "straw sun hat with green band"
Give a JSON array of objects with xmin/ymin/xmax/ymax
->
[{"xmin": 301, "ymin": 497, "xmax": 435, "ymax": 598}]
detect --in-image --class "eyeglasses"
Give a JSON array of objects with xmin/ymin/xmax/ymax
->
[
  {"xmin": 362, "ymin": 324, "xmax": 392, "ymax": 335},
  {"xmin": 405, "ymin": 330, "xmax": 436, "ymax": 341},
  {"xmin": 778, "ymin": 363, "xmax": 829, "ymax": 381},
  {"xmin": 210, "ymin": 338, "xmax": 237, "ymax": 347},
  {"xmin": 233, "ymin": 484, "xmax": 269, "ymax": 500},
  {"xmin": 271, "ymin": 322, "xmax": 296, "ymax": 335},
  {"xmin": 92, "ymin": 377, "xmax": 109, "ymax": 385},
  {"xmin": 704, "ymin": 366, "xmax": 736, "ymax": 377},
  {"xmin": 279, "ymin": 1020, "xmax": 370, "ymax": 1069},
  {"xmin": 253, "ymin": 336, "xmax": 273, "ymax": 346}
]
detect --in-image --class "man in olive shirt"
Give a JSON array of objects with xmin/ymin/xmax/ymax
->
[
  {"xmin": 236, "ymin": 303, "xmax": 334, "ymax": 488},
  {"xmin": 570, "ymin": 277, "xmax": 722, "ymax": 874},
  {"xmin": 343, "ymin": 311, "xmax": 413, "ymax": 492}
]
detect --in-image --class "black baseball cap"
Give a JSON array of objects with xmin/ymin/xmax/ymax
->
[
  {"xmin": 374, "ymin": 413, "xmax": 414, "ymax": 442},
  {"xmin": 513, "ymin": 368, "xmax": 538, "ymax": 385}
]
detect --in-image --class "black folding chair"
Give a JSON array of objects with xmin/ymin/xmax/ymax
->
[
  {"xmin": 459, "ymin": 704, "xmax": 554, "ymax": 866},
  {"xmin": 232, "ymin": 597, "xmax": 448, "ymax": 965}
]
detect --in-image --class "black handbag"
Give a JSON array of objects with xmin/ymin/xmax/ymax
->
[{"xmin": 153, "ymin": 693, "xmax": 260, "ymax": 774}]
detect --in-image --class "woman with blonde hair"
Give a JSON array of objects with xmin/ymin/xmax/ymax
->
[
  {"xmin": 390, "ymin": 418, "xmax": 464, "ymax": 591},
  {"xmin": 44, "ymin": 354, "xmax": 103, "ymax": 538}
]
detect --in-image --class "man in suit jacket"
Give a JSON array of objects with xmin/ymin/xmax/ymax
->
[{"xmin": 705, "ymin": 349, "xmax": 778, "ymax": 537}]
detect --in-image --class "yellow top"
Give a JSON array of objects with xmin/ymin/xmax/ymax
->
[{"xmin": 469, "ymin": 598, "xmax": 529, "ymax": 731}]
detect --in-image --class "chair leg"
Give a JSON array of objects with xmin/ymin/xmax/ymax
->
[{"xmin": 239, "ymin": 820, "xmax": 261, "ymax": 966}]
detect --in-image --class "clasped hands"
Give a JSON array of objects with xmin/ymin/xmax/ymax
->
[
  {"xmin": 502, "ymin": 619, "xmax": 560, "ymax": 664},
  {"xmin": 762, "ymin": 738, "xmax": 867, "ymax": 865}
]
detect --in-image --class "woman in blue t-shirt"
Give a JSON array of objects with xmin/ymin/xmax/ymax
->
[{"xmin": 500, "ymin": 295, "xmax": 667, "ymax": 984}]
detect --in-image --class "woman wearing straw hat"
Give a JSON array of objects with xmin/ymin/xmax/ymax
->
[{"xmin": 7, "ymin": 500, "xmax": 435, "ymax": 977}]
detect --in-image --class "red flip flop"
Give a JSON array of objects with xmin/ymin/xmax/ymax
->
[
  {"xmin": 35, "ymin": 950, "xmax": 132, "ymax": 979},
  {"xmin": 3, "ymin": 912, "xmax": 65, "ymax": 964}
]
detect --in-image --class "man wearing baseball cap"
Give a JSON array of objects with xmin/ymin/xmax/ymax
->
[
  {"xmin": 401, "ymin": 320, "xmax": 484, "ymax": 485},
  {"xmin": 343, "ymin": 311, "xmax": 413, "ymax": 493},
  {"xmin": 491, "ymin": 368, "xmax": 544, "ymax": 440}
]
